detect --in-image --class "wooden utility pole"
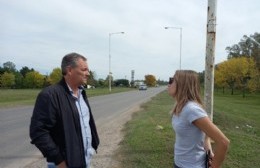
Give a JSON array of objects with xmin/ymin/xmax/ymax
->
[{"xmin": 204, "ymin": 0, "xmax": 217, "ymax": 120}]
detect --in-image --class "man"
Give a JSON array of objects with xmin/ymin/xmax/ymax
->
[{"xmin": 30, "ymin": 52, "xmax": 99, "ymax": 168}]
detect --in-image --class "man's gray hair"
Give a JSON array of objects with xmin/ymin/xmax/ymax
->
[{"xmin": 61, "ymin": 52, "xmax": 87, "ymax": 75}]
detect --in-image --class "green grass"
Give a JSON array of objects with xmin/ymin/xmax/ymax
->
[
  {"xmin": 213, "ymin": 92, "xmax": 260, "ymax": 168},
  {"xmin": 0, "ymin": 87, "xmax": 135, "ymax": 108},
  {"xmin": 85, "ymin": 87, "xmax": 135, "ymax": 97},
  {"xmin": 0, "ymin": 89, "xmax": 41, "ymax": 107},
  {"xmin": 114, "ymin": 91, "xmax": 260, "ymax": 168},
  {"xmin": 114, "ymin": 91, "xmax": 174, "ymax": 168}
]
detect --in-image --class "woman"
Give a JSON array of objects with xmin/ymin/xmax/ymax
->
[{"xmin": 168, "ymin": 70, "xmax": 230, "ymax": 168}]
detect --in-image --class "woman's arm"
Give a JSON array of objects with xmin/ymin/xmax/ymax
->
[{"xmin": 193, "ymin": 117, "xmax": 230, "ymax": 168}]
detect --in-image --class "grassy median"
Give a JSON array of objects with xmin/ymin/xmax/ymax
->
[{"xmin": 114, "ymin": 90, "xmax": 260, "ymax": 168}]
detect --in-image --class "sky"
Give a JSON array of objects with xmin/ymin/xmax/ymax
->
[{"xmin": 1, "ymin": 0, "xmax": 259, "ymax": 81}]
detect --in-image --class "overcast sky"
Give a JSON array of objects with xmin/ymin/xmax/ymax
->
[{"xmin": 1, "ymin": 0, "xmax": 259, "ymax": 81}]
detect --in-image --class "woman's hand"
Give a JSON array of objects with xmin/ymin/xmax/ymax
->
[
  {"xmin": 204, "ymin": 136, "xmax": 214, "ymax": 157},
  {"xmin": 194, "ymin": 117, "xmax": 230, "ymax": 168}
]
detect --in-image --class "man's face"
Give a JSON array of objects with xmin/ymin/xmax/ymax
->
[{"xmin": 69, "ymin": 58, "xmax": 90, "ymax": 86}]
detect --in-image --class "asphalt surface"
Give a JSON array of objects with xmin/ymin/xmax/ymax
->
[{"xmin": 0, "ymin": 86, "xmax": 166, "ymax": 168}]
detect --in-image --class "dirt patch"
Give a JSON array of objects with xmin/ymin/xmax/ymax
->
[{"xmin": 91, "ymin": 106, "xmax": 140, "ymax": 168}]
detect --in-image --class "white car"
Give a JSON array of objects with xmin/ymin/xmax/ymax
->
[{"xmin": 138, "ymin": 84, "xmax": 147, "ymax": 90}]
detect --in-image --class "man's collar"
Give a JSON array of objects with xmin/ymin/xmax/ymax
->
[{"xmin": 66, "ymin": 83, "xmax": 84, "ymax": 94}]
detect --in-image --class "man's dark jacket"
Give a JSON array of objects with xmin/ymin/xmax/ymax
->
[{"xmin": 30, "ymin": 78, "xmax": 99, "ymax": 168}]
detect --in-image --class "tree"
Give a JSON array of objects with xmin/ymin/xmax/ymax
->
[
  {"xmin": 24, "ymin": 71, "xmax": 44, "ymax": 88},
  {"xmin": 97, "ymin": 79, "xmax": 105, "ymax": 87},
  {"xmin": 198, "ymin": 71, "xmax": 205, "ymax": 86},
  {"xmin": 87, "ymin": 71, "xmax": 97, "ymax": 87},
  {"xmin": 226, "ymin": 32, "xmax": 260, "ymax": 70},
  {"xmin": 226, "ymin": 44, "xmax": 241, "ymax": 58},
  {"xmin": 215, "ymin": 57, "xmax": 258, "ymax": 95},
  {"xmin": 156, "ymin": 79, "xmax": 168, "ymax": 85},
  {"xmin": 114, "ymin": 79, "xmax": 129, "ymax": 87},
  {"xmin": 216, "ymin": 60, "xmax": 236, "ymax": 94},
  {"xmin": 49, "ymin": 67, "xmax": 62, "ymax": 85},
  {"xmin": 0, "ymin": 66, "xmax": 4, "ymax": 74},
  {"xmin": 20, "ymin": 66, "xmax": 34, "ymax": 77},
  {"xmin": 215, "ymin": 66, "xmax": 228, "ymax": 93},
  {"xmin": 145, "ymin": 74, "xmax": 156, "ymax": 87},
  {"xmin": 14, "ymin": 72, "xmax": 24, "ymax": 88},
  {"xmin": 3, "ymin": 61, "xmax": 16, "ymax": 72},
  {"xmin": 0, "ymin": 72, "xmax": 15, "ymax": 88}
]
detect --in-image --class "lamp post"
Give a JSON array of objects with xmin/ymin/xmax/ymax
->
[
  {"xmin": 165, "ymin": 26, "xmax": 182, "ymax": 69},
  {"xmin": 242, "ymin": 36, "xmax": 260, "ymax": 57},
  {"xmin": 248, "ymin": 36, "xmax": 260, "ymax": 47},
  {"xmin": 109, "ymin": 32, "xmax": 124, "ymax": 92}
]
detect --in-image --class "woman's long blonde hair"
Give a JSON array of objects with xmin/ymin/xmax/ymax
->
[{"xmin": 172, "ymin": 70, "xmax": 203, "ymax": 115}]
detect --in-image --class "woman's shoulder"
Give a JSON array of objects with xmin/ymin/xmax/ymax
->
[
  {"xmin": 184, "ymin": 101, "xmax": 202, "ymax": 110},
  {"xmin": 183, "ymin": 101, "xmax": 207, "ymax": 115}
]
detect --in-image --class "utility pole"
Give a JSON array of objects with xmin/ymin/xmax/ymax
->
[
  {"xmin": 164, "ymin": 26, "xmax": 182, "ymax": 69},
  {"xmin": 108, "ymin": 32, "xmax": 124, "ymax": 92},
  {"xmin": 204, "ymin": 0, "xmax": 217, "ymax": 120}
]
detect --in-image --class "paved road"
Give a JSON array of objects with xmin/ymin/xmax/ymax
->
[{"xmin": 0, "ymin": 86, "xmax": 166, "ymax": 168}]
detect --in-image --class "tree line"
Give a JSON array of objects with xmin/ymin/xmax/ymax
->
[
  {"xmin": 0, "ymin": 63, "xmax": 126, "ymax": 89},
  {"xmin": 0, "ymin": 62, "xmax": 161, "ymax": 89}
]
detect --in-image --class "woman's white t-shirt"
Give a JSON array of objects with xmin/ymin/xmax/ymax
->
[{"xmin": 172, "ymin": 101, "xmax": 208, "ymax": 168}]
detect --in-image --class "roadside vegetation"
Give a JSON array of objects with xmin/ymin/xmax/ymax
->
[
  {"xmin": 114, "ymin": 90, "xmax": 260, "ymax": 168},
  {"xmin": 0, "ymin": 87, "xmax": 135, "ymax": 108}
]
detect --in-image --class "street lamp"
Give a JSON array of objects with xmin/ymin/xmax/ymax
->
[
  {"xmin": 165, "ymin": 26, "xmax": 182, "ymax": 69},
  {"xmin": 109, "ymin": 31, "xmax": 124, "ymax": 92},
  {"xmin": 242, "ymin": 36, "xmax": 260, "ymax": 57},
  {"xmin": 248, "ymin": 36, "xmax": 260, "ymax": 47}
]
